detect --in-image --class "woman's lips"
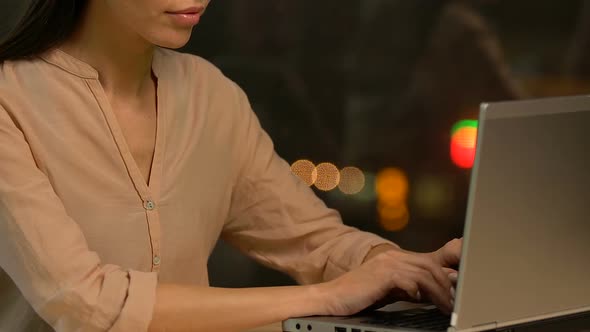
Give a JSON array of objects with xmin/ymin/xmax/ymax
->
[{"xmin": 166, "ymin": 8, "xmax": 202, "ymax": 27}]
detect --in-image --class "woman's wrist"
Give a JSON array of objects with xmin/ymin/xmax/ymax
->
[
  {"xmin": 301, "ymin": 282, "xmax": 333, "ymax": 317},
  {"xmin": 362, "ymin": 243, "xmax": 399, "ymax": 264}
]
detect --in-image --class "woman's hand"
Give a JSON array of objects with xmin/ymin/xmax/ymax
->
[{"xmin": 318, "ymin": 238, "xmax": 463, "ymax": 317}]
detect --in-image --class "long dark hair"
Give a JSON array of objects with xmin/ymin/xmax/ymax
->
[{"xmin": 0, "ymin": 0, "xmax": 89, "ymax": 63}]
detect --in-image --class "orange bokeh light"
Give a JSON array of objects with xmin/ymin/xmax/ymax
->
[
  {"xmin": 375, "ymin": 168, "xmax": 409, "ymax": 204},
  {"xmin": 338, "ymin": 167, "xmax": 366, "ymax": 195},
  {"xmin": 314, "ymin": 162, "xmax": 341, "ymax": 191},
  {"xmin": 378, "ymin": 202, "xmax": 409, "ymax": 231},
  {"xmin": 290, "ymin": 160, "xmax": 318, "ymax": 186},
  {"xmin": 453, "ymin": 127, "xmax": 477, "ymax": 149}
]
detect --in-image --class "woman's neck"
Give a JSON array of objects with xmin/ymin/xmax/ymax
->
[{"xmin": 59, "ymin": 0, "xmax": 156, "ymax": 100}]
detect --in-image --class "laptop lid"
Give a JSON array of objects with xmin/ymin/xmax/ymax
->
[{"xmin": 450, "ymin": 96, "xmax": 590, "ymax": 332}]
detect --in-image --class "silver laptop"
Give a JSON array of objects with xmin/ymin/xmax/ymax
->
[{"xmin": 283, "ymin": 95, "xmax": 590, "ymax": 332}]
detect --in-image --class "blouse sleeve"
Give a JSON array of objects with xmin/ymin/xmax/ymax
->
[
  {"xmin": 222, "ymin": 82, "xmax": 398, "ymax": 284},
  {"xmin": 0, "ymin": 105, "xmax": 158, "ymax": 331}
]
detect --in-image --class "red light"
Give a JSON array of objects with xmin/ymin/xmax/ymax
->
[{"xmin": 450, "ymin": 120, "xmax": 478, "ymax": 169}]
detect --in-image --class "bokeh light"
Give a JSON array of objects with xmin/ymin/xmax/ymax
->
[
  {"xmin": 451, "ymin": 120, "xmax": 478, "ymax": 169},
  {"xmin": 290, "ymin": 159, "xmax": 318, "ymax": 186},
  {"xmin": 414, "ymin": 174, "xmax": 454, "ymax": 219},
  {"xmin": 338, "ymin": 167, "xmax": 366, "ymax": 195},
  {"xmin": 378, "ymin": 202, "xmax": 410, "ymax": 231},
  {"xmin": 314, "ymin": 162, "xmax": 341, "ymax": 191},
  {"xmin": 376, "ymin": 167, "xmax": 410, "ymax": 232},
  {"xmin": 375, "ymin": 168, "xmax": 409, "ymax": 204},
  {"xmin": 356, "ymin": 172, "xmax": 377, "ymax": 202}
]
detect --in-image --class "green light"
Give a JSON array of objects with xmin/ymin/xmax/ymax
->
[
  {"xmin": 451, "ymin": 119, "xmax": 478, "ymax": 136},
  {"xmin": 451, "ymin": 119, "xmax": 479, "ymax": 169}
]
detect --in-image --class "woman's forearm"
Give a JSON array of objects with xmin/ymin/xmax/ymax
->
[{"xmin": 147, "ymin": 283, "xmax": 327, "ymax": 332}]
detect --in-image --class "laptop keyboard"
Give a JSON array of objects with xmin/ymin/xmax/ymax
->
[{"xmin": 361, "ymin": 307, "xmax": 450, "ymax": 331}]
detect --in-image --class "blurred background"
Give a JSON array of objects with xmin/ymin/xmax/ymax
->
[{"xmin": 2, "ymin": 0, "xmax": 590, "ymax": 288}]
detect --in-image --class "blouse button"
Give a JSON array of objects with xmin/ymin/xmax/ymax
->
[
  {"xmin": 144, "ymin": 200, "xmax": 156, "ymax": 210},
  {"xmin": 153, "ymin": 255, "xmax": 161, "ymax": 265}
]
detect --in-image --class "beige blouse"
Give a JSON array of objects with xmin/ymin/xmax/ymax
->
[{"xmin": 0, "ymin": 47, "xmax": 394, "ymax": 331}]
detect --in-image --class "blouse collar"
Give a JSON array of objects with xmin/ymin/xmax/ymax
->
[{"xmin": 38, "ymin": 46, "xmax": 164, "ymax": 81}]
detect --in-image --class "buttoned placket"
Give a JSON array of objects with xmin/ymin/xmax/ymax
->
[
  {"xmin": 143, "ymin": 198, "xmax": 162, "ymax": 271},
  {"xmin": 85, "ymin": 50, "xmax": 166, "ymax": 273}
]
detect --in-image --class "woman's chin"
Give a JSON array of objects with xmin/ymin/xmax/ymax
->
[{"xmin": 153, "ymin": 33, "xmax": 192, "ymax": 50}]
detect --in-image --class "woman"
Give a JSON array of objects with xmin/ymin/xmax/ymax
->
[{"xmin": 0, "ymin": 1, "xmax": 461, "ymax": 331}]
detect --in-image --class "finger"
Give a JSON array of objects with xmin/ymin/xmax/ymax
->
[
  {"xmin": 387, "ymin": 287, "xmax": 418, "ymax": 303},
  {"xmin": 396, "ymin": 261, "xmax": 440, "ymax": 290},
  {"xmin": 359, "ymin": 297, "xmax": 395, "ymax": 313},
  {"xmin": 408, "ymin": 269, "xmax": 453, "ymax": 314},
  {"xmin": 358, "ymin": 287, "xmax": 418, "ymax": 314},
  {"xmin": 391, "ymin": 274, "xmax": 421, "ymax": 302},
  {"xmin": 442, "ymin": 267, "xmax": 458, "ymax": 285},
  {"xmin": 386, "ymin": 252, "xmax": 453, "ymax": 304},
  {"xmin": 434, "ymin": 238, "xmax": 463, "ymax": 267},
  {"xmin": 406, "ymin": 254, "xmax": 453, "ymax": 297}
]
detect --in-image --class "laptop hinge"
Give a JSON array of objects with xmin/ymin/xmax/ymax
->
[{"xmin": 472, "ymin": 321, "xmax": 497, "ymax": 330}]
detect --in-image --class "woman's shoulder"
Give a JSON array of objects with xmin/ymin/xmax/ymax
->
[
  {"xmin": 0, "ymin": 49, "xmax": 87, "ymax": 98},
  {"xmin": 0, "ymin": 56, "xmax": 47, "ymax": 106},
  {"xmin": 0, "ymin": 56, "xmax": 37, "ymax": 85}
]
